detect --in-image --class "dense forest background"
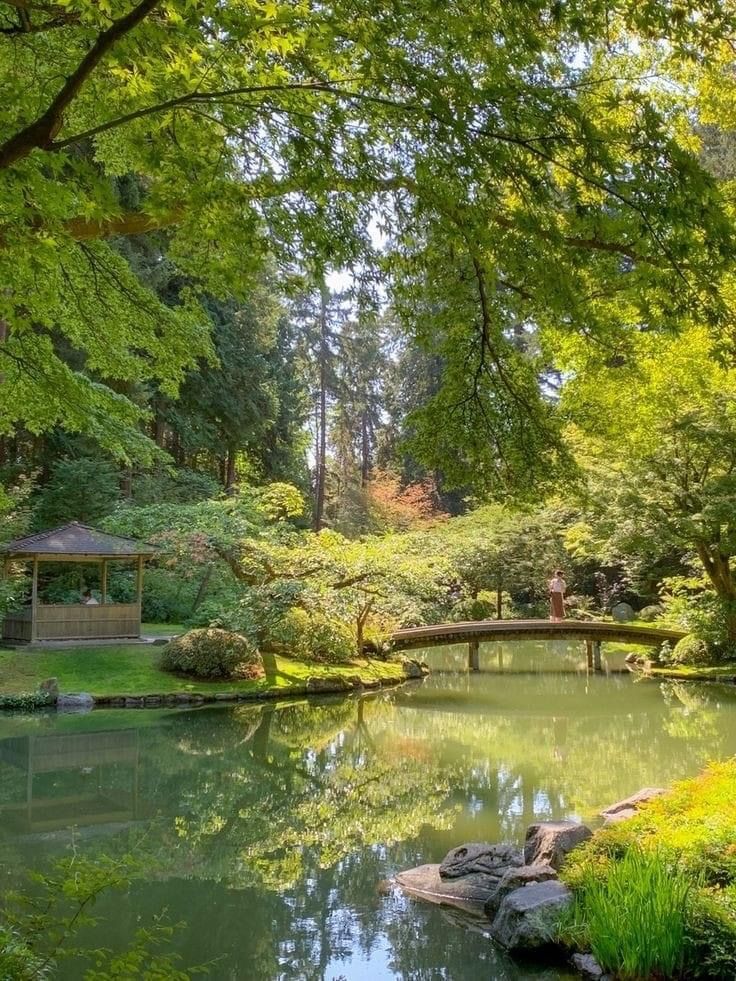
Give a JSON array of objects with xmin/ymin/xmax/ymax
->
[{"xmin": 3, "ymin": 0, "xmax": 736, "ymax": 658}]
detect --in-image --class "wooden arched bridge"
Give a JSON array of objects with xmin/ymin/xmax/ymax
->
[{"xmin": 390, "ymin": 619, "xmax": 686, "ymax": 672}]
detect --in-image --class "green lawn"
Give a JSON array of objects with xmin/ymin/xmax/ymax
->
[
  {"xmin": 0, "ymin": 643, "xmax": 407, "ymax": 699},
  {"xmin": 141, "ymin": 622, "xmax": 185, "ymax": 637}
]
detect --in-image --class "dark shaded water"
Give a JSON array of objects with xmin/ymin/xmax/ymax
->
[{"xmin": 2, "ymin": 641, "xmax": 736, "ymax": 980}]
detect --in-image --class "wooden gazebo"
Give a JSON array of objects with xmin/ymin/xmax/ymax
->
[{"xmin": 1, "ymin": 522, "xmax": 155, "ymax": 643}]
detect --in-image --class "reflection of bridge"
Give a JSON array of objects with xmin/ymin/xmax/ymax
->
[{"xmin": 391, "ymin": 619, "xmax": 687, "ymax": 672}]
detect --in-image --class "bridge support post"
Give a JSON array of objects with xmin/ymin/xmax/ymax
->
[
  {"xmin": 469, "ymin": 640, "xmax": 480, "ymax": 672},
  {"xmin": 586, "ymin": 640, "xmax": 603, "ymax": 672}
]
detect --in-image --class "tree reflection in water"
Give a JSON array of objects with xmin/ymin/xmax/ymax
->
[{"xmin": 2, "ymin": 658, "xmax": 736, "ymax": 979}]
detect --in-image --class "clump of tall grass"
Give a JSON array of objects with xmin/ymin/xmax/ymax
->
[{"xmin": 561, "ymin": 846, "xmax": 693, "ymax": 980}]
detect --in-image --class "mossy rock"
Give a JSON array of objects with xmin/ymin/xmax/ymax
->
[
  {"xmin": 638, "ymin": 605, "xmax": 664, "ymax": 623},
  {"xmin": 669, "ymin": 635, "xmax": 711, "ymax": 666},
  {"xmin": 160, "ymin": 628, "xmax": 264, "ymax": 680}
]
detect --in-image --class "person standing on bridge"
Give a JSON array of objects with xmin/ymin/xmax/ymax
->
[{"xmin": 548, "ymin": 570, "xmax": 567, "ymax": 621}]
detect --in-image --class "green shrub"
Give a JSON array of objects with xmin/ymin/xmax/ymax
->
[
  {"xmin": 562, "ymin": 846, "xmax": 692, "ymax": 980},
  {"xmin": 160, "ymin": 628, "xmax": 263, "ymax": 680},
  {"xmin": 661, "ymin": 578, "xmax": 736, "ymax": 649},
  {"xmin": 270, "ymin": 607, "xmax": 355, "ymax": 663},
  {"xmin": 669, "ymin": 635, "xmax": 712, "ymax": 666},
  {"xmin": 0, "ymin": 691, "xmax": 54, "ymax": 711},
  {"xmin": 451, "ymin": 590, "xmax": 511, "ymax": 622},
  {"xmin": 563, "ymin": 763, "xmax": 736, "ymax": 979},
  {"xmin": 686, "ymin": 888, "xmax": 736, "ymax": 979}
]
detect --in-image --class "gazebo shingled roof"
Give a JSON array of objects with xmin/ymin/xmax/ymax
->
[{"xmin": 2, "ymin": 521, "xmax": 155, "ymax": 558}]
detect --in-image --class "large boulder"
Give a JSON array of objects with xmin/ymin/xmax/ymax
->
[
  {"xmin": 395, "ymin": 864, "xmax": 503, "ymax": 906},
  {"xmin": 56, "ymin": 692, "xmax": 94, "ymax": 713},
  {"xmin": 600, "ymin": 788, "xmax": 666, "ymax": 825},
  {"xmin": 484, "ymin": 864, "xmax": 558, "ymax": 918},
  {"xmin": 395, "ymin": 843, "xmax": 523, "ymax": 908},
  {"xmin": 490, "ymin": 880, "xmax": 572, "ymax": 950},
  {"xmin": 611, "ymin": 602, "xmax": 635, "ymax": 622},
  {"xmin": 305, "ymin": 674, "xmax": 354, "ymax": 693},
  {"xmin": 439, "ymin": 842, "xmax": 522, "ymax": 879},
  {"xmin": 524, "ymin": 821, "xmax": 592, "ymax": 870},
  {"xmin": 400, "ymin": 657, "xmax": 429, "ymax": 679},
  {"xmin": 638, "ymin": 605, "xmax": 663, "ymax": 623}
]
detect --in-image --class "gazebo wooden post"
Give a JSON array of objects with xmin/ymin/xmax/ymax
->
[
  {"xmin": 30, "ymin": 558, "xmax": 39, "ymax": 643},
  {"xmin": 135, "ymin": 555, "xmax": 143, "ymax": 635},
  {"xmin": 101, "ymin": 559, "xmax": 108, "ymax": 605}
]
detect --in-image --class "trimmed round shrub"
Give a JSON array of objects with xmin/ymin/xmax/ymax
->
[
  {"xmin": 669, "ymin": 635, "xmax": 711, "ymax": 666},
  {"xmin": 639, "ymin": 605, "xmax": 664, "ymax": 623},
  {"xmin": 271, "ymin": 607, "xmax": 355, "ymax": 664},
  {"xmin": 160, "ymin": 628, "xmax": 264, "ymax": 680}
]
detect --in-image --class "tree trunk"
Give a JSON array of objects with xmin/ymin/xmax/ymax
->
[
  {"xmin": 192, "ymin": 562, "xmax": 213, "ymax": 612},
  {"xmin": 152, "ymin": 403, "xmax": 166, "ymax": 448},
  {"xmin": 313, "ymin": 282, "xmax": 328, "ymax": 532},
  {"xmin": 696, "ymin": 542, "xmax": 736, "ymax": 642},
  {"xmin": 496, "ymin": 584, "xmax": 503, "ymax": 619},
  {"xmin": 225, "ymin": 445, "xmax": 237, "ymax": 491},
  {"xmin": 360, "ymin": 409, "xmax": 370, "ymax": 488}
]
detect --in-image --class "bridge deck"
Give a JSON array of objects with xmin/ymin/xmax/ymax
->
[{"xmin": 391, "ymin": 618, "xmax": 686, "ymax": 651}]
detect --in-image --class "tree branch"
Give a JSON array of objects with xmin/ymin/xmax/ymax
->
[
  {"xmin": 0, "ymin": 0, "xmax": 161, "ymax": 169},
  {"xmin": 49, "ymin": 80, "xmax": 364, "ymax": 150}
]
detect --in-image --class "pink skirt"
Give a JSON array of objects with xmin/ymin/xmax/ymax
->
[{"xmin": 550, "ymin": 592, "xmax": 565, "ymax": 619}]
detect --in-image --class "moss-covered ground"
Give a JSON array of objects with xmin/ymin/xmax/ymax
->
[
  {"xmin": 562, "ymin": 761, "xmax": 736, "ymax": 978},
  {"xmin": 0, "ymin": 639, "xmax": 406, "ymax": 700}
]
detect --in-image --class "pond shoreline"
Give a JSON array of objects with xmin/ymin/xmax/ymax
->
[
  {"xmin": 633, "ymin": 661, "xmax": 736, "ymax": 684},
  {"xmin": 0, "ymin": 655, "xmax": 427, "ymax": 712}
]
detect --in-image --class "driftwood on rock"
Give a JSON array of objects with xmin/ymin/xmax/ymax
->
[
  {"xmin": 394, "ymin": 842, "xmax": 525, "ymax": 908},
  {"xmin": 439, "ymin": 842, "xmax": 523, "ymax": 879},
  {"xmin": 394, "ymin": 864, "xmax": 502, "ymax": 907}
]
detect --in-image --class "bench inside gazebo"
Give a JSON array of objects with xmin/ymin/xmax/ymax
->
[{"xmin": 1, "ymin": 522, "xmax": 155, "ymax": 644}]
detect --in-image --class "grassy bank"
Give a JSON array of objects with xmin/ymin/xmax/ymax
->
[
  {"xmin": 642, "ymin": 663, "xmax": 736, "ymax": 682},
  {"xmin": 561, "ymin": 761, "xmax": 736, "ymax": 979},
  {"xmin": 0, "ymin": 642, "xmax": 409, "ymax": 702}
]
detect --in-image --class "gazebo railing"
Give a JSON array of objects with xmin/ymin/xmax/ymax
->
[{"xmin": 2, "ymin": 604, "xmax": 141, "ymax": 642}]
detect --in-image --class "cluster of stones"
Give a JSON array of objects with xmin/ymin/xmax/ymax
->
[
  {"xmin": 395, "ymin": 821, "xmax": 589, "ymax": 951},
  {"xmin": 394, "ymin": 790, "xmax": 664, "ymax": 979}
]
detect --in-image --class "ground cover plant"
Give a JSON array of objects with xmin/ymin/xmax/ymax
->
[{"xmin": 561, "ymin": 761, "xmax": 736, "ymax": 979}]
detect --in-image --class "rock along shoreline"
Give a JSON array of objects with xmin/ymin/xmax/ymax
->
[{"xmin": 392, "ymin": 788, "xmax": 665, "ymax": 980}]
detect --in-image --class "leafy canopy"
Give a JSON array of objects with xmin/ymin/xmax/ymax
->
[{"xmin": 1, "ymin": 0, "xmax": 734, "ymax": 483}]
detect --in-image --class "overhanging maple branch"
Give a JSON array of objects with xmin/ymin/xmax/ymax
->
[{"xmin": 0, "ymin": 0, "xmax": 161, "ymax": 169}]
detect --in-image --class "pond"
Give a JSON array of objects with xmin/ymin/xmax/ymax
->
[{"xmin": 2, "ymin": 639, "xmax": 736, "ymax": 980}]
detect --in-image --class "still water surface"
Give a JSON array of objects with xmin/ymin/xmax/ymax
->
[{"xmin": 2, "ymin": 641, "xmax": 736, "ymax": 980}]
